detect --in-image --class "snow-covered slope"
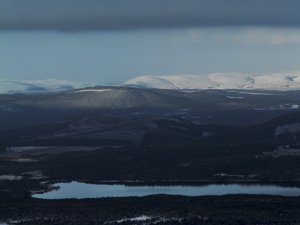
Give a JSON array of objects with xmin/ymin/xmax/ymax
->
[
  {"xmin": 0, "ymin": 79, "xmax": 96, "ymax": 94},
  {"xmin": 123, "ymin": 75, "xmax": 178, "ymax": 89},
  {"xmin": 124, "ymin": 73, "xmax": 300, "ymax": 90}
]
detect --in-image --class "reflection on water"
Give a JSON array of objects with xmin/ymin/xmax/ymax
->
[{"xmin": 33, "ymin": 181, "xmax": 300, "ymax": 199}]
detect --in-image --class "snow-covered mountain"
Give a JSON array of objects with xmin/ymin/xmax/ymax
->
[
  {"xmin": 124, "ymin": 73, "xmax": 300, "ymax": 90},
  {"xmin": 0, "ymin": 79, "xmax": 96, "ymax": 94},
  {"xmin": 2, "ymin": 73, "xmax": 300, "ymax": 94}
]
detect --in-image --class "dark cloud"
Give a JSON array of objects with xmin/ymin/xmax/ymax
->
[{"xmin": 1, "ymin": 0, "xmax": 300, "ymax": 31}]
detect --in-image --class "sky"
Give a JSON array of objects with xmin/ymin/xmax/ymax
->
[{"xmin": 1, "ymin": 0, "xmax": 300, "ymax": 84}]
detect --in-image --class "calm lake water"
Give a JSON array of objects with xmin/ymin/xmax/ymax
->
[{"xmin": 33, "ymin": 181, "xmax": 300, "ymax": 199}]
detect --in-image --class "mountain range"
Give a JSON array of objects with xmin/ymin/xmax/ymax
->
[
  {"xmin": 0, "ymin": 79, "xmax": 96, "ymax": 94},
  {"xmin": 124, "ymin": 73, "xmax": 300, "ymax": 90},
  {"xmin": 1, "ymin": 74, "xmax": 300, "ymax": 189},
  {"xmin": 2, "ymin": 73, "xmax": 300, "ymax": 95}
]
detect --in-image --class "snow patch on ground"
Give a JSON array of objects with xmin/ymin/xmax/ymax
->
[
  {"xmin": 264, "ymin": 148, "xmax": 300, "ymax": 157},
  {"xmin": 21, "ymin": 170, "xmax": 47, "ymax": 180},
  {"xmin": 255, "ymin": 104, "xmax": 300, "ymax": 111},
  {"xmin": 291, "ymin": 104, "xmax": 300, "ymax": 109},
  {"xmin": 275, "ymin": 123, "xmax": 300, "ymax": 136},
  {"xmin": 6, "ymin": 146, "xmax": 104, "ymax": 155},
  {"xmin": 72, "ymin": 89, "xmax": 113, "ymax": 93},
  {"xmin": 0, "ymin": 174, "xmax": 23, "ymax": 181},
  {"xmin": 6, "ymin": 146, "xmax": 49, "ymax": 153},
  {"xmin": 214, "ymin": 173, "xmax": 245, "ymax": 178},
  {"xmin": 105, "ymin": 215, "xmax": 206, "ymax": 224},
  {"xmin": 226, "ymin": 96, "xmax": 244, "ymax": 99},
  {"xmin": 10, "ymin": 158, "xmax": 38, "ymax": 163},
  {"xmin": 116, "ymin": 215, "xmax": 152, "ymax": 223},
  {"xmin": 227, "ymin": 90, "xmax": 282, "ymax": 95}
]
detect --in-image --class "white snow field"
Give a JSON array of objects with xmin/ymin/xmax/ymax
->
[
  {"xmin": 0, "ymin": 79, "xmax": 96, "ymax": 94},
  {"xmin": 124, "ymin": 73, "xmax": 300, "ymax": 91}
]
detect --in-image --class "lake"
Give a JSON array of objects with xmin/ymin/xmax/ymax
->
[{"xmin": 33, "ymin": 181, "xmax": 300, "ymax": 199}]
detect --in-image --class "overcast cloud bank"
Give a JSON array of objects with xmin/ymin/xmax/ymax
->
[{"xmin": 1, "ymin": 0, "xmax": 300, "ymax": 31}]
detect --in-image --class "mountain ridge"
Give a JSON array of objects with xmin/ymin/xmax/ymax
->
[
  {"xmin": 0, "ymin": 79, "xmax": 96, "ymax": 94},
  {"xmin": 2, "ymin": 73, "xmax": 300, "ymax": 95},
  {"xmin": 124, "ymin": 73, "xmax": 300, "ymax": 91}
]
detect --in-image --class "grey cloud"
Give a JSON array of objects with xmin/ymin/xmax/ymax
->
[{"xmin": 1, "ymin": 0, "xmax": 300, "ymax": 31}]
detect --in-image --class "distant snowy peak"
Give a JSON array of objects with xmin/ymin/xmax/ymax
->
[
  {"xmin": 123, "ymin": 75, "xmax": 179, "ymax": 90},
  {"xmin": 124, "ymin": 73, "xmax": 300, "ymax": 91},
  {"xmin": 0, "ymin": 79, "xmax": 96, "ymax": 94}
]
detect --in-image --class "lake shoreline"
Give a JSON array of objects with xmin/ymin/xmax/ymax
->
[
  {"xmin": 33, "ymin": 180, "xmax": 300, "ymax": 199},
  {"xmin": 30, "ymin": 179, "xmax": 300, "ymax": 197},
  {"xmin": 43, "ymin": 178, "xmax": 300, "ymax": 186}
]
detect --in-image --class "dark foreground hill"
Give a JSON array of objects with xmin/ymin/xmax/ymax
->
[
  {"xmin": 1, "ymin": 195, "xmax": 300, "ymax": 225},
  {"xmin": 1, "ymin": 87, "xmax": 300, "ymax": 131}
]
